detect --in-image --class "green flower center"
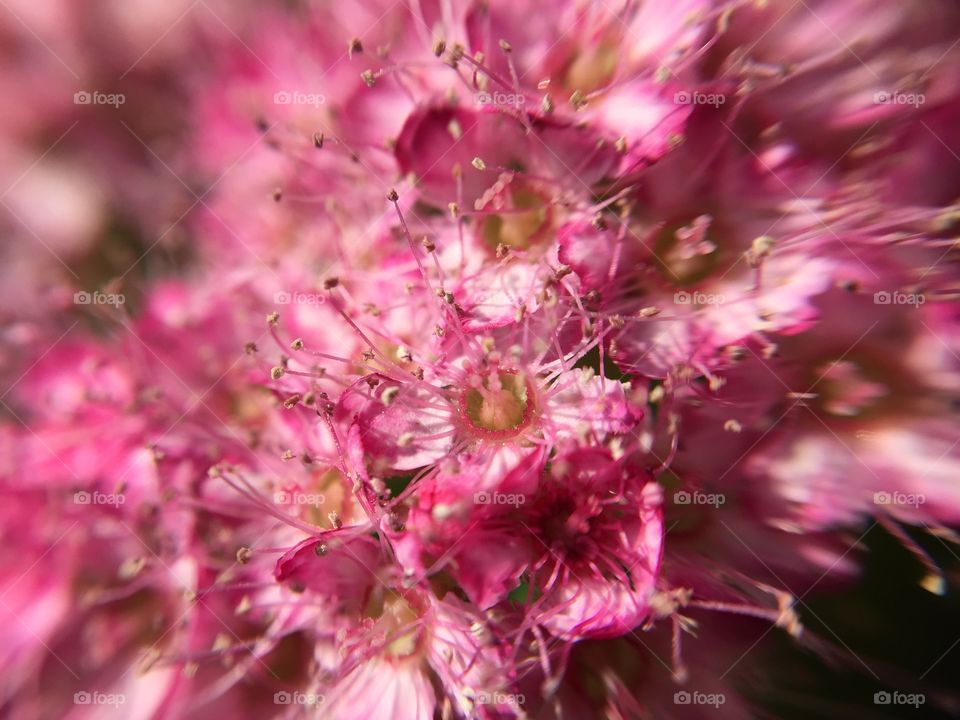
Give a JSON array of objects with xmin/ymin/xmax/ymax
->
[{"xmin": 463, "ymin": 372, "xmax": 529, "ymax": 433}]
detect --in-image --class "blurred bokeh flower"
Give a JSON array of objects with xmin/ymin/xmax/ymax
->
[{"xmin": 2, "ymin": 1, "xmax": 959, "ymax": 718}]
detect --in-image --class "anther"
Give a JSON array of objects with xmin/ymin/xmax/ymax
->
[
  {"xmin": 724, "ymin": 419, "xmax": 742, "ymax": 433},
  {"xmin": 747, "ymin": 235, "xmax": 775, "ymax": 266},
  {"xmin": 236, "ymin": 596, "xmax": 252, "ymax": 615}
]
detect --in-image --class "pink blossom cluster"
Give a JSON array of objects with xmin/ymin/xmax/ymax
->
[{"xmin": 2, "ymin": 0, "xmax": 960, "ymax": 718}]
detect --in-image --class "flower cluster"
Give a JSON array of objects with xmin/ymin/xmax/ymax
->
[{"xmin": 2, "ymin": 0, "xmax": 960, "ymax": 718}]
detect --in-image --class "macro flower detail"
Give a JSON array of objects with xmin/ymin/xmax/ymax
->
[{"xmin": 3, "ymin": 1, "xmax": 960, "ymax": 718}]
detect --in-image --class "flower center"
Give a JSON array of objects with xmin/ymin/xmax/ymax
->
[
  {"xmin": 816, "ymin": 360, "xmax": 889, "ymax": 417},
  {"xmin": 461, "ymin": 370, "xmax": 533, "ymax": 437},
  {"xmin": 382, "ymin": 597, "xmax": 421, "ymax": 658},
  {"xmin": 561, "ymin": 36, "xmax": 621, "ymax": 95},
  {"xmin": 654, "ymin": 215, "xmax": 720, "ymax": 285},
  {"xmin": 478, "ymin": 178, "xmax": 554, "ymax": 253}
]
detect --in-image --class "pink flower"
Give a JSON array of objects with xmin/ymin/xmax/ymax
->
[{"xmin": 4, "ymin": 0, "xmax": 960, "ymax": 717}]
